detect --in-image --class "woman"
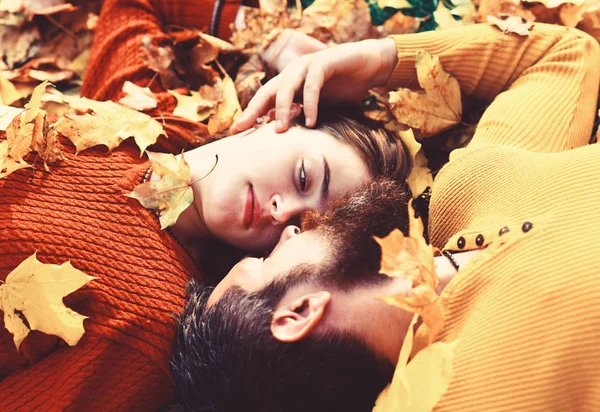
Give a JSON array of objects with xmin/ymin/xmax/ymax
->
[
  {"xmin": 0, "ymin": 2, "xmax": 410, "ymax": 412},
  {"xmin": 223, "ymin": 22, "xmax": 600, "ymax": 411}
]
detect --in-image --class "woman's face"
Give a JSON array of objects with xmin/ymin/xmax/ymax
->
[{"xmin": 193, "ymin": 122, "xmax": 370, "ymax": 251}]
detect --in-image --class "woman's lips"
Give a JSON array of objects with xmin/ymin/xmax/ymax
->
[{"xmin": 243, "ymin": 185, "xmax": 262, "ymax": 229}]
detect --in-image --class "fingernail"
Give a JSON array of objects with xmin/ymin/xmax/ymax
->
[
  {"xmin": 305, "ymin": 117, "xmax": 311, "ymax": 126},
  {"xmin": 276, "ymin": 119, "xmax": 283, "ymax": 129}
]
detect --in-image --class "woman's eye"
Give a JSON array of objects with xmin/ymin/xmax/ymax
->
[{"xmin": 299, "ymin": 161, "xmax": 307, "ymax": 191}]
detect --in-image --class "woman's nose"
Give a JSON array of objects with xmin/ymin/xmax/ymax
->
[
  {"xmin": 269, "ymin": 194, "xmax": 304, "ymax": 225},
  {"xmin": 272, "ymin": 225, "xmax": 301, "ymax": 254}
]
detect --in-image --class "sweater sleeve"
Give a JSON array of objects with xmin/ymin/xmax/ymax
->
[
  {"xmin": 81, "ymin": 0, "xmax": 241, "ymax": 154},
  {"xmin": 0, "ymin": 335, "xmax": 173, "ymax": 412},
  {"xmin": 386, "ymin": 23, "xmax": 600, "ymax": 153}
]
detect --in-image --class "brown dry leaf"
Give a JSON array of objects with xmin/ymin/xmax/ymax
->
[
  {"xmin": 235, "ymin": 55, "xmax": 266, "ymax": 109},
  {"xmin": 230, "ymin": 6, "xmax": 296, "ymax": 52},
  {"xmin": 6, "ymin": 57, "xmax": 77, "ymax": 84},
  {"xmin": 487, "ymin": 14, "xmax": 534, "ymax": 35},
  {"xmin": 380, "ymin": 11, "xmax": 420, "ymax": 36},
  {"xmin": 55, "ymin": 96, "xmax": 165, "ymax": 154},
  {"xmin": 374, "ymin": 199, "xmax": 442, "ymax": 345},
  {"xmin": 477, "ymin": 0, "xmax": 537, "ymax": 22},
  {"xmin": 118, "ymin": 81, "xmax": 157, "ymax": 111},
  {"xmin": 208, "ymin": 75, "xmax": 242, "ymax": 135},
  {"xmin": 169, "ymin": 89, "xmax": 218, "ymax": 122},
  {"xmin": 127, "ymin": 151, "xmax": 193, "ymax": 229},
  {"xmin": 31, "ymin": 112, "xmax": 62, "ymax": 169},
  {"xmin": 389, "ymin": 51, "xmax": 462, "ymax": 135},
  {"xmin": 299, "ymin": 0, "xmax": 378, "ymax": 44},
  {"xmin": 2, "ymin": 80, "xmax": 63, "ymax": 173},
  {"xmin": 397, "ymin": 128, "xmax": 433, "ymax": 198},
  {"xmin": 198, "ymin": 32, "xmax": 237, "ymax": 53},
  {"xmin": 191, "ymin": 41, "xmax": 219, "ymax": 68},
  {"xmin": 0, "ymin": 23, "xmax": 40, "ymax": 70},
  {"xmin": 0, "ymin": 252, "xmax": 95, "ymax": 351},
  {"xmin": 6, "ymin": 115, "xmax": 35, "ymax": 163},
  {"xmin": 35, "ymin": 18, "xmax": 94, "ymax": 64},
  {"xmin": 373, "ymin": 204, "xmax": 456, "ymax": 412},
  {"xmin": 140, "ymin": 36, "xmax": 182, "ymax": 89},
  {"xmin": 29, "ymin": 3, "xmax": 78, "ymax": 18}
]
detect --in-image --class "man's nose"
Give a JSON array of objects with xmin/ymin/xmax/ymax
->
[
  {"xmin": 271, "ymin": 225, "xmax": 301, "ymax": 254},
  {"xmin": 269, "ymin": 194, "xmax": 305, "ymax": 225}
]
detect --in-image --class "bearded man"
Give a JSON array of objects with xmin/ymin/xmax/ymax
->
[{"xmin": 171, "ymin": 173, "xmax": 600, "ymax": 411}]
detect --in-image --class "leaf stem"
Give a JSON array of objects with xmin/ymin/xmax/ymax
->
[
  {"xmin": 190, "ymin": 154, "xmax": 218, "ymax": 185},
  {"xmin": 44, "ymin": 14, "xmax": 77, "ymax": 39}
]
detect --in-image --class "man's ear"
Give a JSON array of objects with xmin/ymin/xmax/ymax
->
[{"xmin": 271, "ymin": 291, "xmax": 331, "ymax": 343}]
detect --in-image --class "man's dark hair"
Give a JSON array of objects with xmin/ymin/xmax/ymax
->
[{"xmin": 172, "ymin": 180, "xmax": 409, "ymax": 411}]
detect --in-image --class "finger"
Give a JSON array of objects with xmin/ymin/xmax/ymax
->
[
  {"xmin": 232, "ymin": 78, "xmax": 279, "ymax": 133},
  {"xmin": 302, "ymin": 64, "xmax": 326, "ymax": 128},
  {"xmin": 275, "ymin": 64, "xmax": 309, "ymax": 132}
]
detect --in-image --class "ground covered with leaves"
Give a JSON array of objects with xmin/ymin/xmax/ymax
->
[{"xmin": 0, "ymin": 1, "xmax": 598, "ymax": 410}]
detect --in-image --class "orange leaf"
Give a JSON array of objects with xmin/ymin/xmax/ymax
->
[
  {"xmin": 375, "ymin": 199, "xmax": 442, "ymax": 344},
  {"xmin": 389, "ymin": 51, "xmax": 462, "ymax": 135}
]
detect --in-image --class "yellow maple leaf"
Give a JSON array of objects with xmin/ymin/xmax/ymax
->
[
  {"xmin": 389, "ymin": 51, "xmax": 462, "ymax": 135},
  {"xmin": 373, "ymin": 204, "xmax": 457, "ymax": 412},
  {"xmin": 208, "ymin": 75, "xmax": 242, "ymax": 136},
  {"xmin": 374, "ymin": 335, "xmax": 458, "ymax": 412},
  {"xmin": 127, "ymin": 151, "xmax": 194, "ymax": 229},
  {"xmin": 118, "ymin": 81, "xmax": 157, "ymax": 111},
  {"xmin": 374, "ymin": 199, "xmax": 442, "ymax": 344},
  {"xmin": 487, "ymin": 15, "xmax": 534, "ymax": 36},
  {"xmin": 169, "ymin": 89, "xmax": 218, "ymax": 122},
  {"xmin": 0, "ymin": 252, "xmax": 96, "ymax": 351},
  {"xmin": 55, "ymin": 96, "xmax": 165, "ymax": 155}
]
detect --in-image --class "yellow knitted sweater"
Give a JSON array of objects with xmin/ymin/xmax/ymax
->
[{"xmin": 385, "ymin": 23, "xmax": 600, "ymax": 411}]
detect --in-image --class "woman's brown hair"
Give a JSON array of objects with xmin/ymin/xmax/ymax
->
[{"xmin": 310, "ymin": 107, "xmax": 412, "ymax": 186}]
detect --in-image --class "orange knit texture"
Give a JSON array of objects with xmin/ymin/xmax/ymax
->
[
  {"xmin": 0, "ymin": 0, "xmax": 236, "ymax": 410},
  {"xmin": 388, "ymin": 24, "xmax": 600, "ymax": 410}
]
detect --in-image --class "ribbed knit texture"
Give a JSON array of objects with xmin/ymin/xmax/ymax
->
[
  {"xmin": 0, "ymin": 138, "xmax": 203, "ymax": 411},
  {"xmin": 0, "ymin": 1, "xmax": 229, "ymax": 409},
  {"xmin": 388, "ymin": 24, "xmax": 600, "ymax": 410}
]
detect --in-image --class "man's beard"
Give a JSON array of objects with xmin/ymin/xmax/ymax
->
[{"xmin": 300, "ymin": 179, "xmax": 410, "ymax": 291}]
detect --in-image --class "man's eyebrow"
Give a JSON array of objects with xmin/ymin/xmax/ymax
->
[{"xmin": 319, "ymin": 155, "xmax": 330, "ymax": 208}]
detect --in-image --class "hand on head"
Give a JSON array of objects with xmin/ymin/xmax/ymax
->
[{"xmin": 231, "ymin": 37, "xmax": 399, "ymax": 135}]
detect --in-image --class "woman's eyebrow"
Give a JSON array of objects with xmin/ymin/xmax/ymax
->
[{"xmin": 319, "ymin": 156, "xmax": 330, "ymax": 208}]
